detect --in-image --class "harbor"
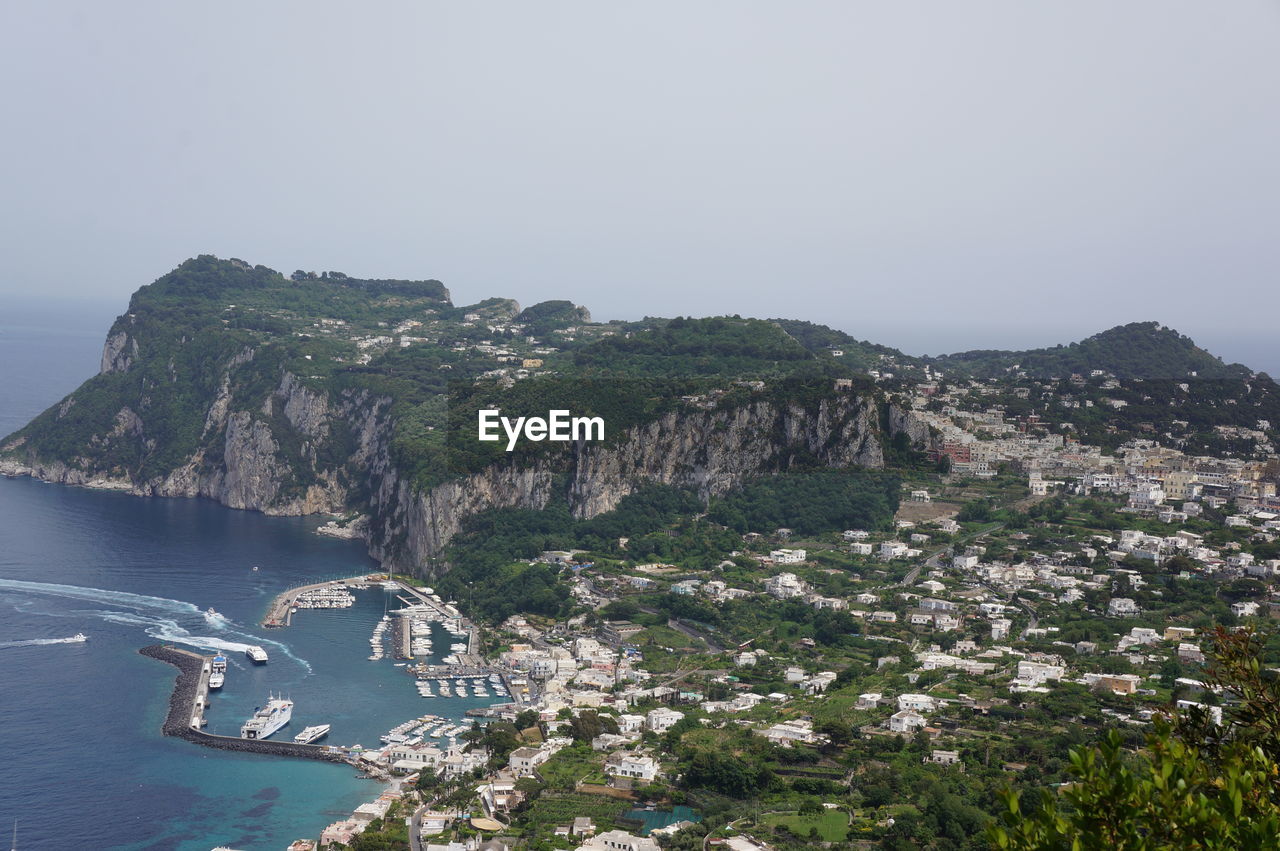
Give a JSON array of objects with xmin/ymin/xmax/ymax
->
[{"xmin": 139, "ymin": 645, "xmax": 349, "ymax": 764}]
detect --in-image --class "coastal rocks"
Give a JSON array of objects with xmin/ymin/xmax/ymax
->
[
  {"xmin": 0, "ymin": 455, "xmax": 134, "ymax": 491},
  {"xmin": 317, "ymin": 514, "xmax": 370, "ymax": 540}
]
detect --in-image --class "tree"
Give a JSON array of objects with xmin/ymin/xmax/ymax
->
[{"xmin": 990, "ymin": 627, "xmax": 1280, "ymax": 849}]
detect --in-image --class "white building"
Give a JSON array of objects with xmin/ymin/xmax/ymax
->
[
  {"xmin": 888, "ymin": 709, "xmax": 928, "ymax": 733},
  {"xmin": 645, "ymin": 708, "xmax": 685, "ymax": 733},
  {"xmin": 1108, "ymin": 598, "xmax": 1141, "ymax": 618},
  {"xmin": 577, "ymin": 829, "xmax": 661, "ymax": 851},
  {"xmin": 897, "ymin": 694, "xmax": 936, "ymax": 713},
  {"xmin": 606, "ymin": 753, "xmax": 659, "ymax": 782},
  {"xmin": 764, "ymin": 572, "xmax": 807, "ymax": 599},
  {"xmin": 880, "ymin": 541, "xmax": 909, "ymax": 560},
  {"xmin": 509, "ymin": 746, "xmax": 553, "ymax": 776}
]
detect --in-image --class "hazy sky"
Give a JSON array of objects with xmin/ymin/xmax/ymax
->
[{"xmin": 2, "ymin": 3, "xmax": 1277, "ymax": 369}]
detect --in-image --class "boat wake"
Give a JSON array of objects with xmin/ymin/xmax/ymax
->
[
  {"xmin": 0, "ymin": 577, "xmax": 205, "ymax": 616},
  {"xmin": 0, "ymin": 636, "xmax": 88, "ymax": 648},
  {"xmin": 0, "ymin": 578, "xmax": 312, "ymax": 673}
]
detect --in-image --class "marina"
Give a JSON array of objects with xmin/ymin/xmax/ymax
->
[{"xmin": 261, "ymin": 574, "xmax": 385, "ymax": 628}]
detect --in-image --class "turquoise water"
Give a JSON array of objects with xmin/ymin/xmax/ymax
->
[
  {"xmin": 622, "ymin": 805, "xmax": 702, "ymax": 835},
  {"xmin": 0, "ymin": 302, "xmax": 494, "ymax": 849},
  {"xmin": 0, "ymin": 477, "xmax": 498, "ymax": 850}
]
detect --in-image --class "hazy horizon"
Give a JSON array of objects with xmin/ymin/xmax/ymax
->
[{"xmin": 2, "ymin": 3, "xmax": 1277, "ymax": 371}]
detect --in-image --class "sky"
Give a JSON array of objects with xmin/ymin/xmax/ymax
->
[{"xmin": 1, "ymin": 3, "xmax": 1277, "ymax": 372}]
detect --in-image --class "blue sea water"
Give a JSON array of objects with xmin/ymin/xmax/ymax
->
[{"xmin": 0, "ymin": 302, "xmax": 490, "ymax": 850}]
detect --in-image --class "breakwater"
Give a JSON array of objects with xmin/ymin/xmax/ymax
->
[{"xmin": 139, "ymin": 644, "xmax": 349, "ymax": 764}]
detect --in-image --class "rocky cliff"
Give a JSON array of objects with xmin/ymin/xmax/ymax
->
[
  {"xmin": 2, "ymin": 315, "xmax": 917, "ymax": 574},
  {"xmin": 1, "ymin": 338, "xmax": 378, "ymax": 517},
  {"xmin": 368, "ymin": 394, "xmax": 890, "ymax": 571},
  {"xmin": 2, "ymin": 256, "xmax": 936, "ymax": 578}
]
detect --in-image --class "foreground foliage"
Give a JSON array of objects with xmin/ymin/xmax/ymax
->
[{"xmin": 990, "ymin": 628, "xmax": 1280, "ymax": 849}]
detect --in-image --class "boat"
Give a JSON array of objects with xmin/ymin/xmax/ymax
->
[
  {"xmin": 245, "ymin": 645, "xmax": 269, "ymax": 664},
  {"xmin": 294, "ymin": 724, "xmax": 331, "ymax": 744},
  {"xmin": 205, "ymin": 607, "xmax": 221, "ymax": 620},
  {"xmin": 208, "ymin": 654, "xmax": 227, "ymax": 689},
  {"xmin": 252, "ymin": 565, "xmax": 259, "ymax": 571},
  {"xmin": 240, "ymin": 695, "xmax": 293, "ymax": 739},
  {"xmin": 67, "ymin": 633, "xmax": 87, "ymax": 643}
]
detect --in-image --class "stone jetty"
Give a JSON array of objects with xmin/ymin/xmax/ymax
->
[{"xmin": 139, "ymin": 644, "xmax": 349, "ymax": 764}]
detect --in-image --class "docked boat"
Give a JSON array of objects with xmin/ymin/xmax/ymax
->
[
  {"xmin": 294, "ymin": 724, "xmax": 331, "ymax": 744},
  {"xmin": 240, "ymin": 695, "xmax": 293, "ymax": 739},
  {"xmin": 245, "ymin": 645, "xmax": 269, "ymax": 664},
  {"xmin": 208, "ymin": 654, "xmax": 227, "ymax": 689}
]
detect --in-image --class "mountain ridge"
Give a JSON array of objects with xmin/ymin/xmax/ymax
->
[{"xmin": 2, "ymin": 256, "xmax": 1276, "ymax": 574}]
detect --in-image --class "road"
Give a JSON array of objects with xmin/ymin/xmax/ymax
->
[
  {"xmin": 667, "ymin": 617, "xmax": 727, "ymax": 653},
  {"xmin": 409, "ymin": 801, "xmax": 426, "ymax": 851},
  {"xmin": 1015, "ymin": 599, "xmax": 1040, "ymax": 641}
]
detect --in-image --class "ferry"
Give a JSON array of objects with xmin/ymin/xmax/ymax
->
[
  {"xmin": 245, "ymin": 645, "xmax": 269, "ymax": 664},
  {"xmin": 240, "ymin": 695, "xmax": 293, "ymax": 739},
  {"xmin": 294, "ymin": 724, "xmax": 331, "ymax": 744},
  {"xmin": 208, "ymin": 654, "xmax": 227, "ymax": 689}
]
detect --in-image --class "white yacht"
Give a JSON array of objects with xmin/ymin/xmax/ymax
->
[{"xmin": 294, "ymin": 724, "xmax": 331, "ymax": 744}]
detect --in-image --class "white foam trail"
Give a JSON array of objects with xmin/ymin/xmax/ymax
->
[
  {"xmin": 0, "ymin": 578, "xmax": 202, "ymax": 616},
  {"xmin": 0, "ymin": 636, "xmax": 88, "ymax": 648},
  {"xmin": 0, "ymin": 578, "xmax": 312, "ymax": 674}
]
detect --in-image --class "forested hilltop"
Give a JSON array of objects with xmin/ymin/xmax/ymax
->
[{"xmin": 928, "ymin": 321, "xmax": 1259, "ymax": 380}]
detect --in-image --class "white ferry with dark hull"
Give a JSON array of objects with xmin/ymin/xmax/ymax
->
[
  {"xmin": 240, "ymin": 696, "xmax": 293, "ymax": 739},
  {"xmin": 208, "ymin": 654, "xmax": 227, "ymax": 689}
]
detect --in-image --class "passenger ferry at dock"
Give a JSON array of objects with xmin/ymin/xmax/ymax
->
[
  {"xmin": 240, "ymin": 695, "xmax": 293, "ymax": 739},
  {"xmin": 208, "ymin": 655, "xmax": 227, "ymax": 689},
  {"xmin": 294, "ymin": 724, "xmax": 330, "ymax": 744},
  {"xmin": 245, "ymin": 645, "xmax": 269, "ymax": 664}
]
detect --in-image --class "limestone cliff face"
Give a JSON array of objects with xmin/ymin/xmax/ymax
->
[
  {"xmin": 100, "ymin": 329, "xmax": 138, "ymax": 374},
  {"xmin": 5, "ymin": 315, "xmax": 903, "ymax": 576},
  {"xmin": 887, "ymin": 402, "xmax": 935, "ymax": 448},
  {"xmin": 1, "ymin": 346, "xmax": 366, "ymax": 516},
  {"xmin": 366, "ymin": 394, "xmax": 885, "ymax": 572}
]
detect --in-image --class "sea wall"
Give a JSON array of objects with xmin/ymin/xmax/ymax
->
[{"xmin": 138, "ymin": 644, "xmax": 348, "ymax": 764}]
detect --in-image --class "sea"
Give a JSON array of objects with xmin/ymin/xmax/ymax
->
[{"xmin": 0, "ymin": 299, "xmax": 494, "ymax": 850}]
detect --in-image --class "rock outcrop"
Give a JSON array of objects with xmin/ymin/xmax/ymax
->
[{"xmin": 366, "ymin": 394, "xmax": 886, "ymax": 571}]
